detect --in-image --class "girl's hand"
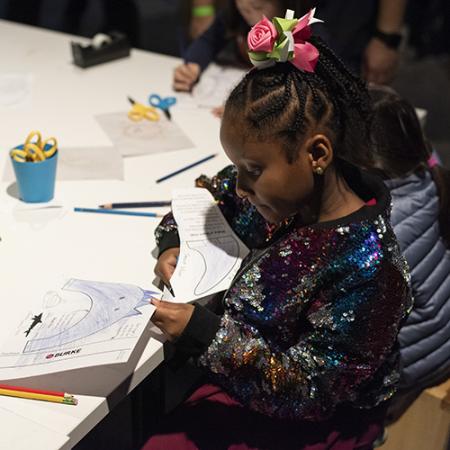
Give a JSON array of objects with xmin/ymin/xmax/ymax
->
[
  {"xmin": 173, "ymin": 63, "xmax": 201, "ymax": 91},
  {"xmin": 151, "ymin": 299, "xmax": 194, "ymax": 340},
  {"xmin": 154, "ymin": 247, "xmax": 180, "ymax": 286}
]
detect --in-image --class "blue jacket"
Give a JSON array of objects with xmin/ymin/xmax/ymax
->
[{"xmin": 387, "ymin": 170, "xmax": 450, "ymax": 390}]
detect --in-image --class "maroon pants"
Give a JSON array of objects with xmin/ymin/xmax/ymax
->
[{"xmin": 141, "ymin": 384, "xmax": 384, "ymax": 450}]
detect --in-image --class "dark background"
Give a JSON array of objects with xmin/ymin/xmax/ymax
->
[{"xmin": 0, "ymin": 0, "xmax": 448, "ymax": 167}]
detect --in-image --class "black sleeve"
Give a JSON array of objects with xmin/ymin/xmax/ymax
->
[
  {"xmin": 183, "ymin": 12, "xmax": 227, "ymax": 71},
  {"xmin": 174, "ymin": 304, "xmax": 221, "ymax": 357},
  {"xmin": 157, "ymin": 230, "xmax": 180, "ymax": 257}
]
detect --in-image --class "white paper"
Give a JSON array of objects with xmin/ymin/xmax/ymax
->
[
  {"xmin": 0, "ymin": 73, "xmax": 32, "ymax": 111},
  {"xmin": 169, "ymin": 188, "xmax": 249, "ymax": 301},
  {"xmin": 3, "ymin": 146, "xmax": 123, "ymax": 182},
  {"xmin": 0, "ymin": 395, "xmax": 80, "ymax": 434},
  {"xmin": 178, "ymin": 64, "xmax": 246, "ymax": 109},
  {"xmin": 0, "ymin": 279, "xmax": 158, "ymax": 379},
  {"xmin": 0, "ymin": 406, "xmax": 69, "ymax": 450},
  {"xmin": 95, "ymin": 112, "xmax": 194, "ymax": 157}
]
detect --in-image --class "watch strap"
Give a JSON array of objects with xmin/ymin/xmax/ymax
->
[{"xmin": 373, "ymin": 29, "xmax": 402, "ymax": 50}]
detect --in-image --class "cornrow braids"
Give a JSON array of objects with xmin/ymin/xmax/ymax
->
[{"xmin": 224, "ymin": 36, "xmax": 372, "ymax": 166}]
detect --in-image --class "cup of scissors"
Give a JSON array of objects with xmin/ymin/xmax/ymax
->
[{"xmin": 10, "ymin": 130, "xmax": 58, "ymax": 203}]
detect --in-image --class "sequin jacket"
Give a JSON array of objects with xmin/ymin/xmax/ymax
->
[{"xmin": 155, "ymin": 165, "xmax": 412, "ymax": 422}]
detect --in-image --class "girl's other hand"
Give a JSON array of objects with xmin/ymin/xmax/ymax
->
[
  {"xmin": 151, "ymin": 299, "xmax": 194, "ymax": 341},
  {"xmin": 173, "ymin": 63, "xmax": 201, "ymax": 91},
  {"xmin": 154, "ymin": 247, "xmax": 180, "ymax": 285},
  {"xmin": 211, "ymin": 105, "xmax": 224, "ymax": 118}
]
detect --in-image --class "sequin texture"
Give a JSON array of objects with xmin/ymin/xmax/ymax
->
[{"xmin": 155, "ymin": 165, "xmax": 412, "ymax": 422}]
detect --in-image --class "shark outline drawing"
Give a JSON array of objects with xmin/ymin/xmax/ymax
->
[
  {"xmin": 24, "ymin": 279, "xmax": 156, "ymax": 353},
  {"xmin": 186, "ymin": 236, "xmax": 240, "ymax": 296}
]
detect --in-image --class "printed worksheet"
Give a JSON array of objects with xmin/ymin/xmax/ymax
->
[
  {"xmin": 0, "ymin": 279, "xmax": 158, "ymax": 379},
  {"xmin": 169, "ymin": 188, "xmax": 249, "ymax": 301}
]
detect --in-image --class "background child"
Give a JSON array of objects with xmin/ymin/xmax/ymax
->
[
  {"xmin": 180, "ymin": 0, "xmax": 226, "ymax": 45},
  {"xmin": 146, "ymin": 11, "xmax": 412, "ymax": 450},
  {"xmin": 368, "ymin": 84, "xmax": 450, "ymax": 419},
  {"xmin": 173, "ymin": 0, "xmax": 305, "ymax": 92}
]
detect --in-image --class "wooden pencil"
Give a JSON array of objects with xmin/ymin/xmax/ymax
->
[{"xmin": 0, "ymin": 387, "xmax": 78, "ymax": 405}]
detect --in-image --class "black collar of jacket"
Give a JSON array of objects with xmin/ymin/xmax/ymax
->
[{"xmin": 310, "ymin": 160, "xmax": 391, "ymax": 230}]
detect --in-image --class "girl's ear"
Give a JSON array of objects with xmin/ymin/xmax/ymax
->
[{"xmin": 305, "ymin": 134, "xmax": 333, "ymax": 174}]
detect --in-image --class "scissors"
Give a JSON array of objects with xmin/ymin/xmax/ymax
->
[
  {"xmin": 127, "ymin": 96, "xmax": 160, "ymax": 122},
  {"xmin": 148, "ymin": 94, "xmax": 176, "ymax": 121},
  {"xmin": 10, "ymin": 131, "xmax": 58, "ymax": 163}
]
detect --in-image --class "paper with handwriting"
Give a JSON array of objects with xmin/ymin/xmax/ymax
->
[{"xmin": 169, "ymin": 188, "xmax": 249, "ymax": 301}]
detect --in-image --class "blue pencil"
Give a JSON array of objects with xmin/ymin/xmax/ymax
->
[
  {"xmin": 156, "ymin": 153, "xmax": 218, "ymax": 183},
  {"xmin": 74, "ymin": 207, "xmax": 162, "ymax": 218}
]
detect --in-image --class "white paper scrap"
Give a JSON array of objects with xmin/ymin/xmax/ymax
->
[{"xmin": 0, "ymin": 406, "xmax": 70, "ymax": 450}]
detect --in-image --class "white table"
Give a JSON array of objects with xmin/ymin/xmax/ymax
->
[{"xmin": 0, "ymin": 19, "xmax": 233, "ymax": 449}]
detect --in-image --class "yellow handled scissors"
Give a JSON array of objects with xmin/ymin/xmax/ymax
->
[
  {"xmin": 127, "ymin": 96, "xmax": 160, "ymax": 122},
  {"xmin": 10, "ymin": 131, "xmax": 58, "ymax": 163}
]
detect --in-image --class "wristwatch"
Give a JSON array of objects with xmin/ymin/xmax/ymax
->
[{"xmin": 373, "ymin": 29, "xmax": 403, "ymax": 50}]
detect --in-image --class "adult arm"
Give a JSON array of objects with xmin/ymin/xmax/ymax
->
[
  {"xmin": 362, "ymin": 0, "xmax": 408, "ymax": 83},
  {"xmin": 183, "ymin": 10, "xmax": 228, "ymax": 71}
]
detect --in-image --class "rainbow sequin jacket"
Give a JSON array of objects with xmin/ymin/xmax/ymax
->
[{"xmin": 155, "ymin": 165, "xmax": 412, "ymax": 421}]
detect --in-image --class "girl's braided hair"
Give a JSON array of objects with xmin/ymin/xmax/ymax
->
[{"xmin": 224, "ymin": 36, "xmax": 372, "ymax": 167}]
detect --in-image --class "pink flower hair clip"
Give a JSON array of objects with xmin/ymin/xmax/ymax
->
[{"xmin": 247, "ymin": 8, "xmax": 323, "ymax": 73}]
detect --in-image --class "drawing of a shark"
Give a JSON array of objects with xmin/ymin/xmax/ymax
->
[
  {"xmin": 24, "ymin": 313, "xmax": 43, "ymax": 337},
  {"xmin": 24, "ymin": 279, "xmax": 156, "ymax": 353}
]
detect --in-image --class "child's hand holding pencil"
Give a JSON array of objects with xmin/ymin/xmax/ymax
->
[{"xmin": 173, "ymin": 62, "xmax": 201, "ymax": 92}]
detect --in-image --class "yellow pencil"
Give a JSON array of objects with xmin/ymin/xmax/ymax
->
[{"xmin": 0, "ymin": 388, "xmax": 78, "ymax": 405}]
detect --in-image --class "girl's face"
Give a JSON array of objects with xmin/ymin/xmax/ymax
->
[
  {"xmin": 220, "ymin": 119, "xmax": 316, "ymax": 224},
  {"xmin": 235, "ymin": 0, "xmax": 281, "ymax": 26}
]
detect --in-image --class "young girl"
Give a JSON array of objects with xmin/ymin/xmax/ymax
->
[
  {"xmin": 368, "ymin": 85, "xmax": 450, "ymax": 419},
  {"xmin": 173, "ymin": 0, "xmax": 306, "ymax": 92},
  {"xmin": 147, "ymin": 10, "xmax": 412, "ymax": 449}
]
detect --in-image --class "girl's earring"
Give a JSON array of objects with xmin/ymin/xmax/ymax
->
[{"xmin": 312, "ymin": 161, "xmax": 324, "ymax": 175}]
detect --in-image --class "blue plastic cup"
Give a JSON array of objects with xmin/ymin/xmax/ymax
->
[{"xmin": 11, "ymin": 144, "xmax": 58, "ymax": 203}]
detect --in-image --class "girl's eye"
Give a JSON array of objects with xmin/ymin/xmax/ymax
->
[{"xmin": 247, "ymin": 166, "xmax": 262, "ymax": 177}]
